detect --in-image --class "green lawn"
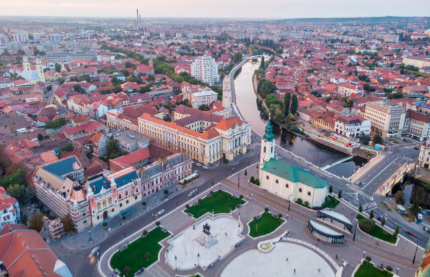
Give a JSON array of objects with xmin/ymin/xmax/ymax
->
[
  {"xmin": 185, "ymin": 190, "xmax": 245, "ymax": 218},
  {"xmin": 356, "ymin": 215, "xmax": 397, "ymax": 244},
  {"xmin": 110, "ymin": 227, "xmax": 169, "ymax": 277},
  {"xmin": 355, "ymin": 261, "xmax": 393, "ymax": 277},
  {"xmin": 249, "ymin": 212, "xmax": 284, "ymax": 238},
  {"xmin": 322, "ymin": 195, "xmax": 340, "ymax": 209}
]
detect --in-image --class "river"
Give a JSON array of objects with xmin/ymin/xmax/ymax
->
[{"xmin": 234, "ymin": 60, "xmax": 367, "ymax": 177}]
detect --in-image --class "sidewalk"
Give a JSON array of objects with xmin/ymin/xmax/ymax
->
[{"xmin": 49, "ymin": 177, "xmax": 205, "ymax": 252}]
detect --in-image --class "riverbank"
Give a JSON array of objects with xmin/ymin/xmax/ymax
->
[{"xmin": 248, "ymin": 61, "xmax": 372, "ymax": 161}]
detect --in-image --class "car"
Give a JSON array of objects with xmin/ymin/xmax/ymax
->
[
  {"xmin": 376, "ymin": 215, "xmax": 384, "ymax": 222},
  {"xmin": 195, "ymin": 163, "xmax": 202, "ymax": 167},
  {"xmin": 157, "ymin": 209, "xmax": 165, "ymax": 216},
  {"xmin": 414, "ymin": 147, "xmax": 419, "ymax": 150},
  {"xmin": 193, "ymin": 170, "xmax": 198, "ymax": 174},
  {"xmin": 88, "ymin": 246, "xmax": 100, "ymax": 258},
  {"xmin": 202, "ymin": 166, "xmax": 209, "ymax": 169},
  {"xmin": 188, "ymin": 189, "xmax": 198, "ymax": 197}
]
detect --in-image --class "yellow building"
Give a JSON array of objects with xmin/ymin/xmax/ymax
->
[{"xmin": 138, "ymin": 113, "xmax": 251, "ymax": 165}]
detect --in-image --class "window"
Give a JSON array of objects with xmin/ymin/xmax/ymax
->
[
  {"xmin": 266, "ymin": 175, "xmax": 269, "ymax": 180},
  {"xmin": 111, "ymin": 208, "xmax": 114, "ymax": 212},
  {"xmin": 276, "ymin": 179, "xmax": 279, "ymax": 184},
  {"xmin": 120, "ymin": 203, "xmax": 123, "ymax": 207},
  {"xmin": 126, "ymin": 200, "xmax": 129, "ymax": 204},
  {"xmin": 264, "ymin": 146, "xmax": 266, "ymax": 153},
  {"xmin": 285, "ymin": 184, "xmax": 289, "ymax": 188},
  {"xmin": 135, "ymin": 196, "xmax": 138, "ymax": 200},
  {"xmin": 125, "ymin": 191, "xmax": 129, "ymax": 196},
  {"xmin": 299, "ymin": 188, "xmax": 302, "ymax": 192},
  {"xmin": 271, "ymin": 146, "xmax": 273, "ymax": 153},
  {"xmin": 97, "ymin": 216, "xmax": 99, "ymax": 220},
  {"xmin": 307, "ymin": 192, "xmax": 311, "ymax": 196},
  {"xmin": 119, "ymin": 194, "xmax": 122, "ymax": 199}
]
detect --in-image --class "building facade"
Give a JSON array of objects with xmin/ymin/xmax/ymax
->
[
  {"xmin": 191, "ymin": 55, "xmax": 220, "ymax": 86},
  {"xmin": 0, "ymin": 187, "xmax": 20, "ymax": 230},
  {"xmin": 335, "ymin": 115, "xmax": 371, "ymax": 138},
  {"xmin": 363, "ymin": 101, "xmax": 406, "ymax": 138}
]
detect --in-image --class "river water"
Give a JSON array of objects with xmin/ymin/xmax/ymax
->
[{"xmin": 234, "ymin": 61, "xmax": 367, "ymax": 177}]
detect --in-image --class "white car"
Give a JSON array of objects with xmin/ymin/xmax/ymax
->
[
  {"xmin": 158, "ymin": 209, "xmax": 165, "ymax": 216},
  {"xmin": 195, "ymin": 163, "xmax": 202, "ymax": 167},
  {"xmin": 88, "ymin": 246, "xmax": 100, "ymax": 258},
  {"xmin": 202, "ymin": 166, "xmax": 209, "ymax": 169}
]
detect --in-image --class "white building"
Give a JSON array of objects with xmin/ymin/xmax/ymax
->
[
  {"xmin": 191, "ymin": 55, "xmax": 220, "ymax": 86},
  {"xmin": 363, "ymin": 101, "xmax": 406, "ymax": 138},
  {"xmin": 403, "ymin": 56, "xmax": 430, "ymax": 69},
  {"xmin": 259, "ymin": 121, "xmax": 328, "ymax": 208},
  {"xmin": 335, "ymin": 115, "xmax": 371, "ymax": 138},
  {"xmin": 419, "ymin": 139, "xmax": 430, "ymax": 168},
  {"xmin": 0, "ymin": 187, "xmax": 20, "ymax": 231},
  {"xmin": 338, "ymin": 83, "xmax": 364, "ymax": 97},
  {"xmin": 190, "ymin": 89, "xmax": 218, "ymax": 109},
  {"xmin": 403, "ymin": 110, "xmax": 430, "ymax": 141}
]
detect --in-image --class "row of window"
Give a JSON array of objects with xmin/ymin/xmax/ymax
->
[{"xmin": 267, "ymin": 175, "xmax": 312, "ymax": 196}]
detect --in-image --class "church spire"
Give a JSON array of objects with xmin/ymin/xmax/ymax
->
[{"xmin": 263, "ymin": 120, "xmax": 274, "ymax": 141}]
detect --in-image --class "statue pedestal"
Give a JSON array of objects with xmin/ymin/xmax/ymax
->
[{"xmin": 196, "ymin": 233, "xmax": 218, "ymax": 249}]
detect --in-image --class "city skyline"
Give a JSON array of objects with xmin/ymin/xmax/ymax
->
[{"xmin": 1, "ymin": 0, "xmax": 430, "ymax": 19}]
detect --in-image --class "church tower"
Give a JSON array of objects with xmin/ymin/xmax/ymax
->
[
  {"xmin": 35, "ymin": 58, "xmax": 45, "ymax": 82},
  {"xmin": 260, "ymin": 120, "xmax": 275, "ymax": 181},
  {"xmin": 23, "ymin": 56, "xmax": 30, "ymax": 71},
  {"xmin": 149, "ymin": 56, "xmax": 154, "ymax": 70},
  {"xmin": 222, "ymin": 76, "xmax": 232, "ymax": 109}
]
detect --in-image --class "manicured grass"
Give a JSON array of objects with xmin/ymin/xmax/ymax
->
[
  {"xmin": 355, "ymin": 261, "xmax": 393, "ymax": 277},
  {"xmin": 322, "ymin": 195, "xmax": 340, "ymax": 209},
  {"xmin": 110, "ymin": 227, "xmax": 169, "ymax": 277},
  {"xmin": 249, "ymin": 212, "xmax": 284, "ymax": 238},
  {"xmin": 356, "ymin": 215, "xmax": 397, "ymax": 244},
  {"xmin": 185, "ymin": 190, "xmax": 245, "ymax": 218}
]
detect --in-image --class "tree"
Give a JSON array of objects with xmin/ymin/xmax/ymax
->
[
  {"xmin": 6, "ymin": 184, "xmax": 35, "ymax": 204},
  {"xmin": 125, "ymin": 61, "xmax": 134, "ymax": 68},
  {"xmin": 106, "ymin": 139, "xmax": 122, "ymax": 160},
  {"xmin": 164, "ymin": 189, "xmax": 169, "ymax": 195},
  {"xmin": 373, "ymin": 134, "xmax": 383, "ymax": 145},
  {"xmin": 395, "ymin": 191, "xmax": 405, "ymax": 205},
  {"xmin": 113, "ymin": 85, "xmax": 122, "ymax": 93},
  {"xmin": 329, "ymin": 186, "xmax": 333, "ymax": 193},
  {"xmin": 142, "ymin": 230, "xmax": 148, "ymax": 237},
  {"xmin": 344, "ymin": 100, "xmax": 354, "ymax": 108},
  {"xmin": 338, "ymin": 190, "xmax": 342, "ymax": 199},
  {"xmin": 60, "ymin": 143, "xmax": 74, "ymax": 152},
  {"xmin": 369, "ymin": 210, "xmax": 374, "ymax": 219},
  {"xmin": 61, "ymin": 214, "xmax": 75, "ymax": 234},
  {"xmin": 326, "ymin": 97, "xmax": 332, "ymax": 103},
  {"xmin": 37, "ymin": 133, "xmax": 44, "ymax": 141},
  {"xmin": 244, "ymin": 169, "xmax": 247, "ymax": 177},
  {"xmin": 155, "ymin": 221, "xmax": 161, "ymax": 227},
  {"xmin": 233, "ymin": 52, "xmax": 243, "ymax": 64},
  {"xmin": 260, "ymin": 56, "xmax": 265, "ymax": 69},
  {"xmin": 120, "ymin": 69, "xmax": 130, "ymax": 77},
  {"xmin": 55, "ymin": 63, "xmax": 61, "ymax": 72},
  {"xmin": 393, "ymin": 226, "xmax": 399, "ymax": 239},
  {"xmin": 359, "ymin": 133, "xmax": 371, "ymax": 146},
  {"xmin": 163, "ymin": 114, "xmax": 171, "ymax": 122},
  {"xmin": 359, "ymin": 204, "xmax": 363, "ymax": 212},
  {"xmin": 73, "ymin": 85, "xmax": 84, "ymax": 94},
  {"xmin": 147, "ymin": 75, "xmax": 155, "ymax": 82},
  {"xmin": 290, "ymin": 94, "xmax": 298, "ymax": 115},
  {"xmin": 198, "ymin": 104, "xmax": 210, "ymax": 111},
  {"xmin": 381, "ymin": 217, "xmax": 385, "ymax": 226},
  {"xmin": 411, "ymin": 198, "xmax": 421, "ymax": 215},
  {"xmin": 283, "ymin": 92, "xmax": 291, "ymax": 116},
  {"xmin": 29, "ymin": 213, "xmax": 44, "ymax": 232}
]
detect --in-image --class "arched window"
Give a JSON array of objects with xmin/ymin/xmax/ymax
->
[
  {"xmin": 108, "ymin": 197, "xmax": 113, "ymax": 205},
  {"xmin": 271, "ymin": 146, "xmax": 273, "ymax": 153},
  {"xmin": 96, "ymin": 202, "xmax": 101, "ymax": 211}
]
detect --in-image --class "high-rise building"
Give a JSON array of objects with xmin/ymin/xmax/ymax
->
[
  {"xmin": 362, "ymin": 101, "xmax": 406, "ymax": 138},
  {"xmin": 191, "ymin": 55, "xmax": 220, "ymax": 86}
]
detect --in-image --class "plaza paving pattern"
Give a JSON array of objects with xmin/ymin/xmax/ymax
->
[{"xmin": 221, "ymin": 242, "xmax": 335, "ymax": 277}]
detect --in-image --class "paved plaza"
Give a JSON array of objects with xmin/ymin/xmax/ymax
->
[
  {"xmin": 221, "ymin": 242, "xmax": 335, "ymax": 277},
  {"xmin": 165, "ymin": 215, "xmax": 244, "ymax": 271}
]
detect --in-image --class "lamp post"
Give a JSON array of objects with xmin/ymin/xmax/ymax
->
[
  {"xmin": 175, "ymin": 256, "xmax": 177, "ymax": 269},
  {"xmin": 238, "ymin": 174, "xmax": 240, "ymax": 188},
  {"xmin": 353, "ymin": 221, "xmax": 358, "ymax": 242},
  {"xmin": 288, "ymin": 194, "xmax": 292, "ymax": 211},
  {"xmin": 88, "ymin": 230, "xmax": 92, "ymax": 241},
  {"xmin": 197, "ymin": 253, "xmax": 200, "ymax": 266},
  {"xmin": 413, "ymin": 244, "xmax": 418, "ymax": 264}
]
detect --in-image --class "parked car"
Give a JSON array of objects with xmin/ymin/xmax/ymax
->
[
  {"xmin": 158, "ymin": 209, "xmax": 165, "ymax": 216},
  {"xmin": 202, "ymin": 165, "xmax": 209, "ymax": 169},
  {"xmin": 195, "ymin": 163, "xmax": 202, "ymax": 167},
  {"xmin": 188, "ymin": 189, "xmax": 198, "ymax": 197},
  {"xmin": 376, "ymin": 215, "xmax": 384, "ymax": 222}
]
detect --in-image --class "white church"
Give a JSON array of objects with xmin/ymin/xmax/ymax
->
[
  {"xmin": 19, "ymin": 56, "xmax": 45, "ymax": 84},
  {"xmin": 259, "ymin": 121, "xmax": 328, "ymax": 208}
]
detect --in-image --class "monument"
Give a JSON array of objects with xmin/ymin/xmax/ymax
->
[{"xmin": 197, "ymin": 222, "xmax": 218, "ymax": 248}]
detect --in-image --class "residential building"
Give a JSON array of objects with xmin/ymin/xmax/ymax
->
[
  {"xmin": 0, "ymin": 224, "xmax": 73, "ymax": 277},
  {"xmin": 0, "ymin": 187, "xmax": 20, "ymax": 230},
  {"xmin": 362, "ymin": 101, "xmax": 406, "ymax": 138},
  {"xmin": 403, "ymin": 85, "xmax": 429, "ymax": 96},
  {"xmin": 259, "ymin": 121, "xmax": 328, "ymax": 207},
  {"xmin": 403, "ymin": 110, "xmax": 430, "ymax": 141},
  {"xmin": 112, "ymin": 129, "xmax": 150, "ymax": 153},
  {"xmin": 403, "ymin": 56, "xmax": 430, "ymax": 69},
  {"xmin": 337, "ymin": 83, "xmax": 364, "ymax": 97},
  {"xmin": 191, "ymin": 55, "xmax": 220, "ymax": 86},
  {"xmin": 335, "ymin": 115, "xmax": 371, "ymax": 138}
]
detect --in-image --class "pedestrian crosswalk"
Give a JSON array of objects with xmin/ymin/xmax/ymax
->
[
  {"xmin": 144, "ymin": 264, "xmax": 171, "ymax": 277},
  {"xmin": 363, "ymin": 202, "xmax": 377, "ymax": 211}
]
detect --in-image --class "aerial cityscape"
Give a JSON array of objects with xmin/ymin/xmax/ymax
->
[{"xmin": 0, "ymin": 3, "xmax": 430, "ymax": 277}]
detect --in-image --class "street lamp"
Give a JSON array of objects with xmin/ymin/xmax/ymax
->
[
  {"xmin": 88, "ymin": 230, "xmax": 92, "ymax": 241},
  {"xmin": 288, "ymin": 194, "xmax": 292, "ymax": 211},
  {"xmin": 238, "ymin": 174, "xmax": 240, "ymax": 188},
  {"xmin": 413, "ymin": 244, "xmax": 418, "ymax": 264},
  {"xmin": 353, "ymin": 221, "xmax": 358, "ymax": 242}
]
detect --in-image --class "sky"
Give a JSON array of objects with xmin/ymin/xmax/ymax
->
[{"xmin": 0, "ymin": 0, "xmax": 429, "ymax": 19}]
